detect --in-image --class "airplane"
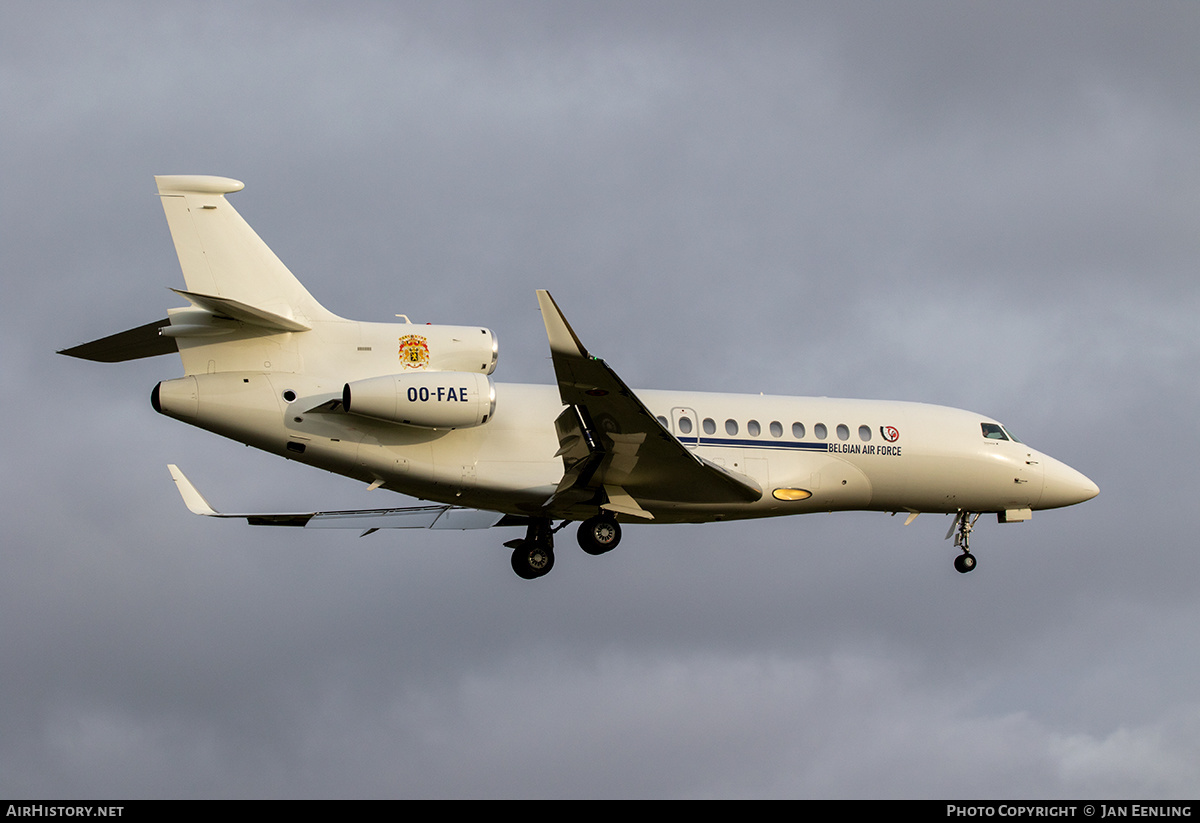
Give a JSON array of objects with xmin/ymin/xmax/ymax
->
[{"xmin": 59, "ymin": 175, "xmax": 1099, "ymax": 579}]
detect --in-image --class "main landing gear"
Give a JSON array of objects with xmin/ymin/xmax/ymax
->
[
  {"xmin": 950, "ymin": 511, "xmax": 981, "ymax": 574},
  {"xmin": 507, "ymin": 514, "xmax": 624, "ymax": 579},
  {"xmin": 507, "ymin": 519, "xmax": 557, "ymax": 580},
  {"xmin": 577, "ymin": 514, "xmax": 621, "ymax": 556}
]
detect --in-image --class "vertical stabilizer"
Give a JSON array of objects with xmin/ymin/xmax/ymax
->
[{"xmin": 155, "ymin": 175, "xmax": 339, "ymax": 326}]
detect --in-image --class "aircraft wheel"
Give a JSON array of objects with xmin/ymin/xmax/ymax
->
[
  {"xmin": 954, "ymin": 553, "xmax": 977, "ymax": 574},
  {"xmin": 511, "ymin": 541, "xmax": 555, "ymax": 579},
  {"xmin": 578, "ymin": 516, "xmax": 622, "ymax": 556}
]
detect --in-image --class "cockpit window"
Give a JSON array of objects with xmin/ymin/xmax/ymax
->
[
  {"xmin": 1002, "ymin": 426, "xmax": 1021, "ymax": 443},
  {"xmin": 981, "ymin": 423, "xmax": 1008, "ymax": 440}
]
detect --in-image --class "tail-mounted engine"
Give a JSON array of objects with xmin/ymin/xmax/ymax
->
[
  {"xmin": 384, "ymin": 324, "xmax": 499, "ymax": 375},
  {"xmin": 342, "ymin": 372, "xmax": 496, "ymax": 429}
]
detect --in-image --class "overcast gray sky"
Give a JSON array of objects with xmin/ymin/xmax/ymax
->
[{"xmin": 4, "ymin": 0, "xmax": 1199, "ymax": 798}]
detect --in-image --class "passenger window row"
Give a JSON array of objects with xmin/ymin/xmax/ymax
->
[{"xmin": 660, "ymin": 414, "xmax": 876, "ymax": 443}]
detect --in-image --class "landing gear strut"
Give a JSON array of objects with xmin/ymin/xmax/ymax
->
[
  {"xmin": 950, "ymin": 511, "xmax": 980, "ymax": 574},
  {"xmin": 577, "ymin": 514, "xmax": 621, "ymax": 555},
  {"xmin": 507, "ymin": 519, "xmax": 556, "ymax": 580}
]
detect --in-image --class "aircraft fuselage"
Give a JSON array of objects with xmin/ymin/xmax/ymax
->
[{"xmin": 153, "ymin": 371, "xmax": 1096, "ymax": 524}]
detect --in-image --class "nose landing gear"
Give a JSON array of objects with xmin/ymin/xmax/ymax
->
[{"xmin": 949, "ymin": 511, "xmax": 981, "ymax": 574}]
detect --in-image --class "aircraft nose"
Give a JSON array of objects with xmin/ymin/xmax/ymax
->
[{"xmin": 1038, "ymin": 455, "xmax": 1099, "ymax": 509}]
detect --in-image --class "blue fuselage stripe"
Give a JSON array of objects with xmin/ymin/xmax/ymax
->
[{"xmin": 685, "ymin": 437, "xmax": 831, "ymax": 451}]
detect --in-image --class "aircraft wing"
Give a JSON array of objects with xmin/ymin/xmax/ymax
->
[
  {"xmin": 536, "ymin": 291, "xmax": 762, "ymax": 518},
  {"xmin": 167, "ymin": 465, "xmax": 509, "ymax": 531}
]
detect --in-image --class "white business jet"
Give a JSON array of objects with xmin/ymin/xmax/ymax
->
[{"xmin": 60, "ymin": 176, "xmax": 1098, "ymax": 579}]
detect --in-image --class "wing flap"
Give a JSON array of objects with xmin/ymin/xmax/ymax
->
[{"xmin": 601, "ymin": 485, "xmax": 653, "ymax": 520}]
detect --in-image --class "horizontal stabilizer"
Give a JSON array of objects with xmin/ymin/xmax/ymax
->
[
  {"xmin": 167, "ymin": 465, "xmax": 505, "ymax": 530},
  {"xmin": 58, "ymin": 318, "xmax": 177, "ymax": 362},
  {"xmin": 170, "ymin": 289, "xmax": 312, "ymax": 332}
]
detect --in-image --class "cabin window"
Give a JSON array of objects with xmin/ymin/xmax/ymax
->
[
  {"xmin": 836, "ymin": 424, "xmax": 850, "ymax": 441},
  {"xmin": 814, "ymin": 423, "xmax": 827, "ymax": 440},
  {"xmin": 770, "ymin": 421, "xmax": 783, "ymax": 438},
  {"xmin": 725, "ymin": 419, "xmax": 739, "ymax": 436},
  {"xmin": 858, "ymin": 425, "xmax": 872, "ymax": 441},
  {"xmin": 703, "ymin": 418, "xmax": 716, "ymax": 435},
  {"xmin": 657, "ymin": 415, "xmax": 669, "ymax": 428},
  {"xmin": 792, "ymin": 422, "xmax": 806, "ymax": 439},
  {"xmin": 747, "ymin": 420, "xmax": 761, "ymax": 437},
  {"xmin": 981, "ymin": 423, "xmax": 1008, "ymax": 440},
  {"xmin": 678, "ymin": 416, "xmax": 693, "ymax": 434}
]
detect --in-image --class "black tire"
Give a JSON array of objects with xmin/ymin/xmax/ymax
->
[
  {"xmin": 577, "ymin": 516, "xmax": 622, "ymax": 556},
  {"xmin": 954, "ymin": 553, "xmax": 977, "ymax": 574},
  {"xmin": 511, "ymin": 541, "xmax": 555, "ymax": 579}
]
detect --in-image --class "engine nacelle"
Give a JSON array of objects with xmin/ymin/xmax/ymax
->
[
  {"xmin": 342, "ymin": 372, "xmax": 496, "ymax": 429},
  {"xmin": 362, "ymin": 323, "xmax": 499, "ymax": 375}
]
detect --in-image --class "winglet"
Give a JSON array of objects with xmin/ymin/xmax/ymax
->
[
  {"xmin": 167, "ymin": 464, "xmax": 219, "ymax": 515},
  {"xmin": 537, "ymin": 290, "xmax": 589, "ymax": 358}
]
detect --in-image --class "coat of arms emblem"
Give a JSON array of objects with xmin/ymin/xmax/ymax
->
[{"xmin": 398, "ymin": 334, "xmax": 430, "ymax": 369}]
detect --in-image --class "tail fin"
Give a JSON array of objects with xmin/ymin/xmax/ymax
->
[{"xmin": 155, "ymin": 176, "xmax": 339, "ymax": 326}]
